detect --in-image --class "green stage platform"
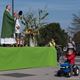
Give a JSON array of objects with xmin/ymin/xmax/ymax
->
[{"xmin": 0, "ymin": 47, "xmax": 57, "ymax": 70}]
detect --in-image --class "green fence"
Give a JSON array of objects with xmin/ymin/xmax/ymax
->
[{"xmin": 0, "ymin": 47, "xmax": 57, "ymax": 70}]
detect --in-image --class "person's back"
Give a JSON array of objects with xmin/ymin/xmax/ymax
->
[
  {"xmin": 18, "ymin": 11, "xmax": 25, "ymax": 33},
  {"xmin": 15, "ymin": 19, "xmax": 20, "ymax": 34},
  {"xmin": 14, "ymin": 12, "xmax": 22, "ymax": 46}
]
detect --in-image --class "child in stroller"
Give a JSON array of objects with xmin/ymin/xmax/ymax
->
[{"xmin": 57, "ymin": 48, "xmax": 79, "ymax": 77}]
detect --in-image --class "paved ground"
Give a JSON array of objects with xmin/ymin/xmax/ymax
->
[{"xmin": 0, "ymin": 67, "xmax": 79, "ymax": 80}]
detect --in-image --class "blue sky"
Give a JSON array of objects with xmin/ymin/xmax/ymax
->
[{"xmin": 0, "ymin": 0, "xmax": 80, "ymax": 32}]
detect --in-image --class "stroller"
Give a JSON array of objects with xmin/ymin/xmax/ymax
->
[{"xmin": 56, "ymin": 60, "xmax": 79, "ymax": 77}]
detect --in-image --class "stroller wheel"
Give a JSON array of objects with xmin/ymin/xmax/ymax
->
[
  {"xmin": 66, "ymin": 72, "xmax": 71, "ymax": 77},
  {"xmin": 73, "ymin": 65, "xmax": 79, "ymax": 76},
  {"xmin": 74, "ymin": 69, "xmax": 79, "ymax": 76},
  {"xmin": 57, "ymin": 70, "xmax": 63, "ymax": 76}
]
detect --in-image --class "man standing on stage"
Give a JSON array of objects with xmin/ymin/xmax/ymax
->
[{"xmin": 1, "ymin": 5, "xmax": 16, "ymax": 46}]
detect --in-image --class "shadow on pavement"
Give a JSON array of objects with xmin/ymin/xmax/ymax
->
[{"xmin": 0, "ymin": 73, "xmax": 36, "ymax": 78}]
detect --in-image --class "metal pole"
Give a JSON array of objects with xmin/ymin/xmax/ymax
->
[{"xmin": 12, "ymin": 0, "xmax": 14, "ymax": 16}]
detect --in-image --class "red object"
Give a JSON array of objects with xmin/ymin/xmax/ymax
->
[
  {"xmin": 65, "ymin": 52, "xmax": 76, "ymax": 65},
  {"xmin": 13, "ymin": 12, "xmax": 17, "ymax": 17}
]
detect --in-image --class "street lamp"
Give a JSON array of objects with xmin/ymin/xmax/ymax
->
[{"xmin": 12, "ymin": 0, "xmax": 14, "ymax": 16}]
